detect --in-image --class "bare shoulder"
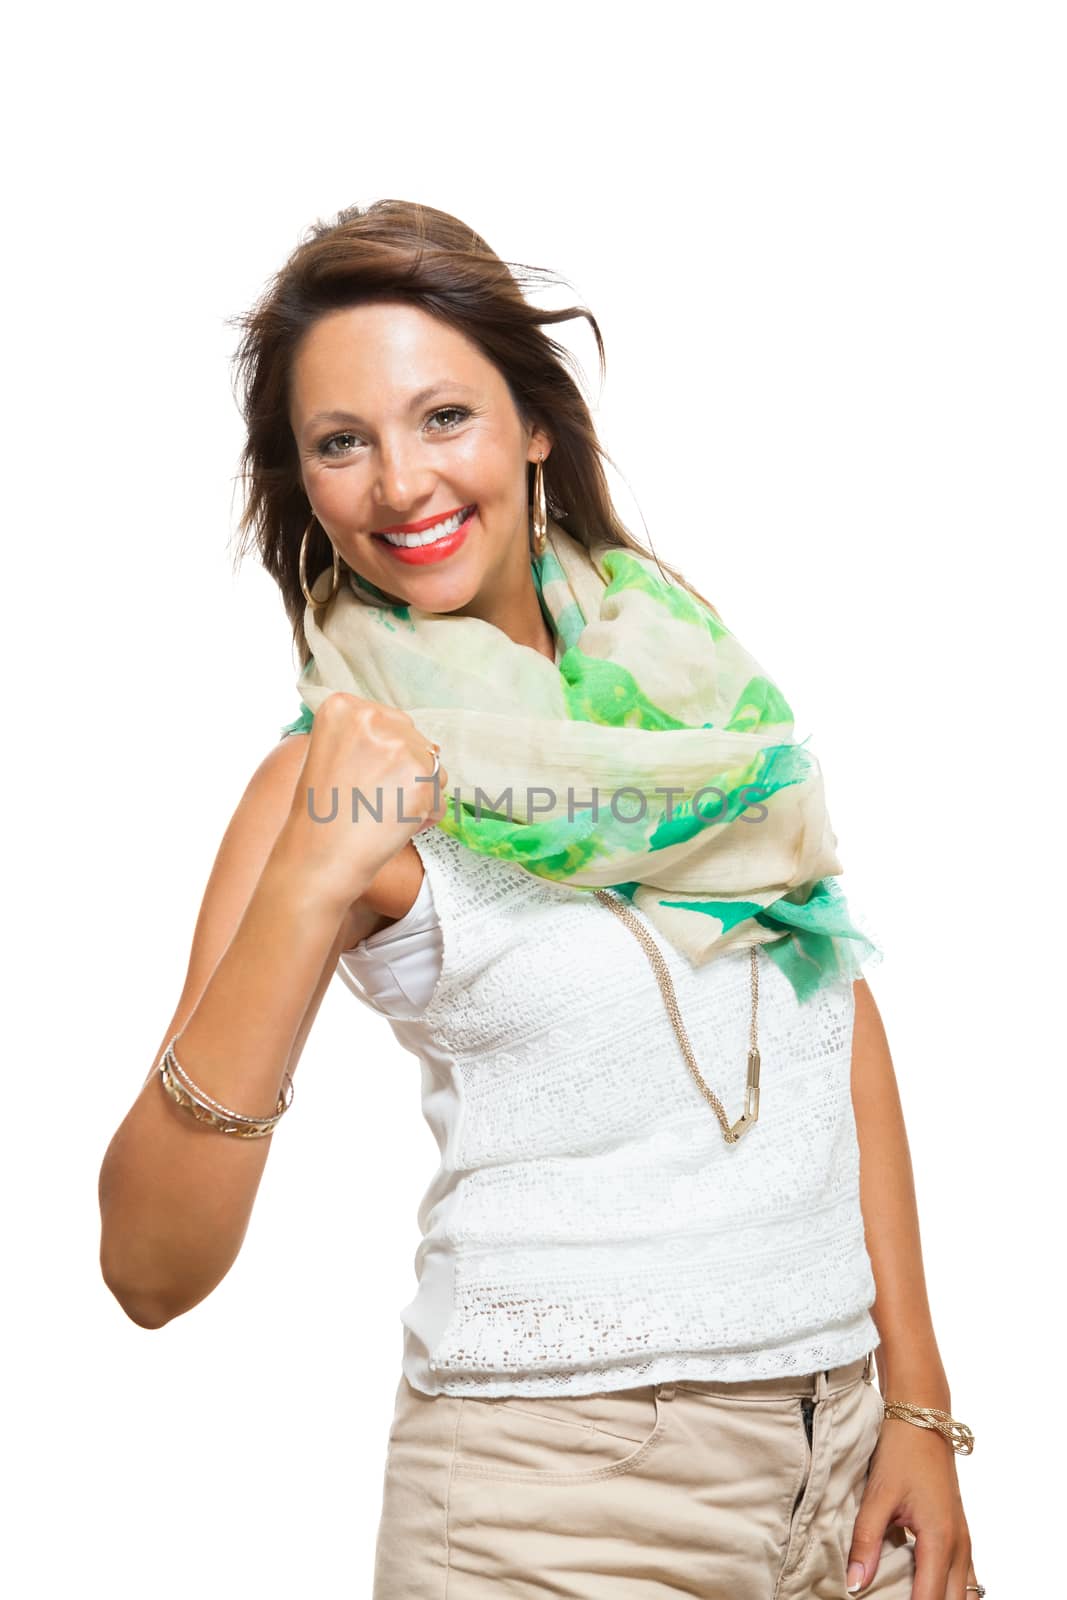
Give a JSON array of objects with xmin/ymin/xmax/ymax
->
[
  {"xmin": 137, "ymin": 733, "xmax": 425, "ymax": 1091},
  {"xmin": 218, "ymin": 731, "xmax": 314, "ymax": 876},
  {"xmin": 176, "ymin": 733, "xmax": 323, "ymax": 991},
  {"xmin": 134, "ymin": 734, "xmax": 330, "ymax": 1090},
  {"xmin": 252, "ymin": 727, "xmax": 313, "ymax": 794},
  {"xmin": 161, "ymin": 732, "xmax": 347, "ymax": 1009}
]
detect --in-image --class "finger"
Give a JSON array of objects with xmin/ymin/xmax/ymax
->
[
  {"xmin": 846, "ymin": 1494, "xmax": 892, "ymax": 1593},
  {"xmin": 415, "ymin": 766, "xmax": 449, "ymax": 831},
  {"xmin": 908, "ymin": 1527, "xmax": 955, "ymax": 1600},
  {"xmin": 421, "ymin": 742, "xmax": 442, "ymax": 782},
  {"xmin": 944, "ymin": 1549, "xmax": 973, "ymax": 1600}
]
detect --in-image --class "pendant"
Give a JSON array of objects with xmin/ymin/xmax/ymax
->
[{"xmin": 725, "ymin": 1046, "xmax": 761, "ymax": 1142}]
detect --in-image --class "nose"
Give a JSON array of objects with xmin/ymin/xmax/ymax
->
[{"xmin": 372, "ymin": 433, "xmax": 436, "ymax": 516}]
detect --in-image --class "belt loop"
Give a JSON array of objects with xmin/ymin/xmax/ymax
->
[
  {"xmin": 814, "ymin": 1368, "xmax": 829, "ymax": 1402},
  {"xmin": 863, "ymin": 1350, "xmax": 874, "ymax": 1384},
  {"xmin": 658, "ymin": 1383, "xmax": 677, "ymax": 1402}
]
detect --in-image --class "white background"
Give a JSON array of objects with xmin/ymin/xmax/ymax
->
[{"xmin": 4, "ymin": 3, "xmax": 1061, "ymax": 1594}]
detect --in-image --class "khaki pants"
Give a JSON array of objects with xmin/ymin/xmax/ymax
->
[{"xmin": 371, "ymin": 1352, "xmax": 917, "ymax": 1598}]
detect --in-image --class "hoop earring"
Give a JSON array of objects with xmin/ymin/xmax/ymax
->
[
  {"xmin": 299, "ymin": 513, "xmax": 342, "ymax": 607},
  {"xmin": 530, "ymin": 452, "xmax": 548, "ymax": 559}
]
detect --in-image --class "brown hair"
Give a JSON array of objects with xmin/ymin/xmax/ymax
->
[{"xmin": 228, "ymin": 198, "xmax": 717, "ymax": 665}]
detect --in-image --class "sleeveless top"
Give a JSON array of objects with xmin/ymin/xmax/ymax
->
[{"xmin": 335, "ymin": 823, "xmax": 880, "ymax": 1399}]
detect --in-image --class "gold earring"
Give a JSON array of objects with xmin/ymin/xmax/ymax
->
[
  {"xmin": 299, "ymin": 513, "xmax": 342, "ymax": 607},
  {"xmin": 531, "ymin": 452, "xmax": 548, "ymax": 559}
]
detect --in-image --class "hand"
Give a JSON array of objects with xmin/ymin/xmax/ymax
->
[
  {"xmin": 846, "ymin": 1419, "xmax": 978, "ymax": 1599},
  {"xmin": 277, "ymin": 691, "xmax": 450, "ymax": 913}
]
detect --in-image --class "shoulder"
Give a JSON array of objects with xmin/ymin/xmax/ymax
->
[
  {"xmin": 211, "ymin": 732, "xmax": 314, "ymax": 870},
  {"xmin": 172, "ymin": 733, "xmax": 332, "ymax": 936},
  {"xmin": 258, "ymin": 728, "xmax": 312, "ymax": 786}
]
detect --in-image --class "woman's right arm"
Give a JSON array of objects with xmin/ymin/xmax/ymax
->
[{"xmin": 97, "ymin": 695, "xmax": 447, "ymax": 1329}]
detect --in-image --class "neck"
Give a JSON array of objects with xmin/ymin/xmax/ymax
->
[{"xmin": 453, "ymin": 548, "xmax": 556, "ymax": 662}]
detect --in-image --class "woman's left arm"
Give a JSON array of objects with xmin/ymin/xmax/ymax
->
[{"xmin": 847, "ymin": 976, "xmax": 977, "ymax": 1600}]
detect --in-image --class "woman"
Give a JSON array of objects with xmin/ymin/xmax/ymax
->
[{"xmin": 98, "ymin": 200, "xmax": 981, "ymax": 1599}]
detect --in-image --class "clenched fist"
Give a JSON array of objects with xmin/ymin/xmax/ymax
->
[{"xmin": 277, "ymin": 691, "xmax": 450, "ymax": 916}]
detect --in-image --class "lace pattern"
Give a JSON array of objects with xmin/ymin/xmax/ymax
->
[{"xmin": 341, "ymin": 826, "xmax": 880, "ymax": 1396}]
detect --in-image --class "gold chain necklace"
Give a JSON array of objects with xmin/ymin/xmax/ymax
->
[{"xmin": 594, "ymin": 889, "xmax": 762, "ymax": 1146}]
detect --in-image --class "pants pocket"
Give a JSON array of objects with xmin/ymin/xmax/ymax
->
[{"xmin": 452, "ymin": 1385, "xmax": 667, "ymax": 1483}]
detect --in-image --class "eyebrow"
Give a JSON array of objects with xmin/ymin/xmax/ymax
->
[{"xmin": 303, "ymin": 382, "xmax": 477, "ymax": 433}]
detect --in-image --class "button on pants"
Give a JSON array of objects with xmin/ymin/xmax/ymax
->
[{"xmin": 371, "ymin": 1351, "xmax": 917, "ymax": 1598}]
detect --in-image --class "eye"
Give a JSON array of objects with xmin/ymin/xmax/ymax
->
[
  {"xmin": 317, "ymin": 431, "xmax": 361, "ymax": 458},
  {"xmin": 315, "ymin": 407, "xmax": 470, "ymax": 459},
  {"xmin": 427, "ymin": 406, "xmax": 471, "ymax": 430}
]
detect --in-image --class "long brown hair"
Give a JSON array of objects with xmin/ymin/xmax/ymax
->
[{"xmin": 228, "ymin": 198, "xmax": 717, "ymax": 665}]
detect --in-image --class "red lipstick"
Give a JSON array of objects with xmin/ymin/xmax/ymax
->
[
  {"xmin": 376, "ymin": 504, "xmax": 472, "ymax": 535},
  {"xmin": 372, "ymin": 504, "xmax": 477, "ymax": 566}
]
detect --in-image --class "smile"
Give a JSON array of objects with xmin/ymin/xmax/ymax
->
[{"xmin": 372, "ymin": 504, "xmax": 477, "ymax": 565}]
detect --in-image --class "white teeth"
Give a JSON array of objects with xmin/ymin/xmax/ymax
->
[{"xmin": 380, "ymin": 507, "xmax": 472, "ymax": 547}]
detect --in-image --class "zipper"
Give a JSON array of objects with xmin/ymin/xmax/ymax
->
[
  {"xmin": 790, "ymin": 1397, "xmax": 817, "ymax": 1522},
  {"xmin": 800, "ymin": 1397, "xmax": 815, "ymax": 1449}
]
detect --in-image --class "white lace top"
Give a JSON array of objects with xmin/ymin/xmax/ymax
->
[{"xmin": 335, "ymin": 822, "xmax": 880, "ymax": 1399}]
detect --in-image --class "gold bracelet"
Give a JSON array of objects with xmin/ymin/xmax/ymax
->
[
  {"xmin": 157, "ymin": 1036, "xmax": 293, "ymax": 1139},
  {"xmin": 882, "ymin": 1399, "xmax": 974, "ymax": 1455}
]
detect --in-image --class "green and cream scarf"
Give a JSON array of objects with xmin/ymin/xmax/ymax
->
[{"xmin": 282, "ymin": 518, "xmax": 880, "ymax": 1003}]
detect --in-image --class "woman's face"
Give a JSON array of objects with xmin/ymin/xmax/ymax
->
[{"xmin": 289, "ymin": 300, "xmax": 552, "ymax": 621}]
